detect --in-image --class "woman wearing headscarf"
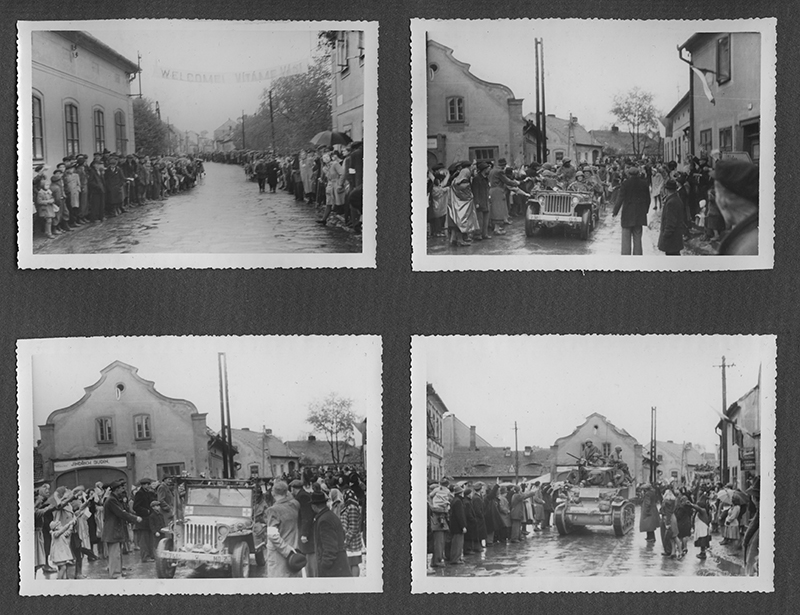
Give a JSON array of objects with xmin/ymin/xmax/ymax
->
[
  {"xmin": 659, "ymin": 484, "xmax": 679, "ymax": 557},
  {"xmin": 340, "ymin": 488, "xmax": 364, "ymax": 577},
  {"xmin": 446, "ymin": 162, "xmax": 479, "ymax": 247},
  {"xmin": 427, "ymin": 165, "xmax": 450, "ymax": 237},
  {"xmin": 674, "ymin": 489, "xmax": 694, "ymax": 559},
  {"xmin": 329, "ymin": 488, "xmax": 344, "ymax": 517},
  {"xmin": 691, "ymin": 492, "xmax": 712, "ymax": 559}
]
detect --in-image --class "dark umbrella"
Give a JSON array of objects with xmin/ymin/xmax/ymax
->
[{"xmin": 310, "ymin": 130, "xmax": 352, "ymax": 147}]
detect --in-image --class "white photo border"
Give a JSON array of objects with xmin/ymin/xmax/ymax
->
[
  {"xmin": 17, "ymin": 20, "xmax": 378, "ymax": 269},
  {"xmin": 410, "ymin": 18, "xmax": 777, "ymax": 271},
  {"xmin": 410, "ymin": 334, "xmax": 776, "ymax": 592},
  {"xmin": 18, "ymin": 335, "xmax": 383, "ymax": 595}
]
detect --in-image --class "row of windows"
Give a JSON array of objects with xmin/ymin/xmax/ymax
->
[
  {"xmin": 336, "ymin": 31, "xmax": 365, "ymax": 75},
  {"xmin": 32, "ymin": 93, "xmax": 127, "ymax": 161},
  {"xmin": 698, "ymin": 126, "xmax": 734, "ymax": 156},
  {"xmin": 248, "ymin": 461, "xmax": 297, "ymax": 476},
  {"xmin": 96, "ymin": 414, "xmax": 151, "ymax": 444}
]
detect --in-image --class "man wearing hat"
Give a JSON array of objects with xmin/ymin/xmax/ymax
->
[
  {"xmin": 102, "ymin": 479, "xmax": 142, "ymax": 578},
  {"xmin": 291, "ymin": 478, "xmax": 317, "ymax": 576},
  {"xmin": 132, "ymin": 477, "xmax": 157, "ymax": 563},
  {"xmin": 713, "ymin": 158, "xmax": 759, "ymax": 255},
  {"xmin": 488, "ymin": 158, "xmax": 519, "ymax": 234},
  {"xmin": 472, "ymin": 161, "xmax": 492, "ymax": 240},
  {"xmin": 612, "ymin": 166, "xmax": 651, "ymax": 255},
  {"xmin": 310, "ymin": 491, "xmax": 351, "ymax": 576},
  {"xmin": 657, "ymin": 178, "xmax": 684, "ymax": 255}
]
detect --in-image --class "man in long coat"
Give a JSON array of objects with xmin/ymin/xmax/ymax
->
[
  {"xmin": 612, "ymin": 166, "xmax": 651, "ymax": 255},
  {"xmin": 132, "ymin": 477, "xmax": 157, "ymax": 562},
  {"xmin": 102, "ymin": 479, "xmax": 142, "ymax": 579},
  {"xmin": 104, "ymin": 156, "xmax": 126, "ymax": 217},
  {"xmin": 657, "ymin": 179, "xmax": 685, "ymax": 256},
  {"xmin": 471, "ymin": 484, "xmax": 486, "ymax": 551},
  {"xmin": 291, "ymin": 479, "xmax": 317, "ymax": 577},
  {"xmin": 448, "ymin": 486, "xmax": 467, "ymax": 564},
  {"xmin": 311, "ymin": 492, "xmax": 351, "ymax": 577},
  {"xmin": 265, "ymin": 480, "xmax": 301, "ymax": 577},
  {"xmin": 463, "ymin": 488, "xmax": 478, "ymax": 554},
  {"xmin": 639, "ymin": 483, "xmax": 660, "ymax": 542}
]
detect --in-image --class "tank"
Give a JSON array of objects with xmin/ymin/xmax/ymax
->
[{"xmin": 553, "ymin": 465, "xmax": 636, "ymax": 537}]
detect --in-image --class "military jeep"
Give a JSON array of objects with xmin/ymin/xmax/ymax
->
[
  {"xmin": 154, "ymin": 477, "xmax": 267, "ymax": 578},
  {"xmin": 552, "ymin": 465, "xmax": 635, "ymax": 537},
  {"xmin": 525, "ymin": 189, "xmax": 599, "ymax": 240}
]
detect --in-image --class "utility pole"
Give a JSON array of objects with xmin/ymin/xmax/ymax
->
[
  {"xmin": 269, "ymin": 89, "xmax": 276, "ymax": 152},
  {"xmin": 540, "ymin": 38, "xmax": 547, "ymax": 164},
  {"xmin": 650, "ymin": 406, "xmax": 657, "ymax": 485},
  {"xmin": 137, "ymin": 52, "xmax": 142, "ymax": 98},
  {"xmin": 218, "ymin": 353, "xmax": 229, "ymax": 478},
  {"xmin": 241, "ymin": 110, "xmax": 246, "ymax": 150},
  {"xmin": 715, "ymin": 356, "xmax": 734, "ymax": 485},
  {"xmin": 514, "ymin": 421, "xmax": 519, "ymax": 484},
  {"xmin": 534, "ymin": 38, "xmax": 541, "ymax": 163}
]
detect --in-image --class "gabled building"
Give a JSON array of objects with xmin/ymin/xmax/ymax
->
[
  {"xmin": 679, "ymin": 32, "xmax": 761, "ymax": 163},
  {"xmin": 331, "ymin": 30, "xmax": 365, "ymax": 141},
  {"xmin": 285, "ymin": 436, "xmax": 363, "ymax": 470},
  {"xmin": 590, "ymin": 125, "xmax": 661, "ymax": 160},
  {"xmin": 230, "ymin": 427, "xmax": 300, "ymax": 479},
  {"xmin": 528, "ymin": 113, "xmax": 602, "ymax": 166},
  {"xmin": 31, "ymin": 31, "xmax": 138, "ymax": 169},
  {"xmin": 550, "ymin": 413, "xmax": 643, "ymax": 483},
  {"xmin": 441, "ymin": 413, "xmax": 492, "ymax": 454},
  {"xmin": 427, "ymin": 39, "xmax": 528, "ymax": 168},
  {"xmin": 642, "ymin": 440, "xmax": 706, "ymax": 485},
  {"xmin": 37, "ymin": 361, "xmax": 235, "ymax": 490}
]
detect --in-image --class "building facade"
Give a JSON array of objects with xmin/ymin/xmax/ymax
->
[
  {"xmin": 31, "ymin": 31, "xmax": 138, "ymax": 169},
  {"xmin": 285, "ymin": 436, "xmax": 363, "ymax": 471},
  {"xmin": 37, "ymin": 361, "xmax": 233, "ymax": 490},
  {"xmin": 680, "ymin": 32, "xmax": 761, "ymax": 163},
  {"xmin": 550, "ymin": 413, "xmax": 643, "ymax": 483},
  {"xmin": 529, "ymin": 114, "xmax": 602, "ymax": 165},
  {"xmin": 642, "ymin": 440, "xmax": 705, "ymax": 485},
  {"xmin": 427, "ymin": 39, "xmax": 527, "ymax": 168},
  {"xmin": 590, "ymin": 126, "xmax": 661, "ymax": 160},
  {"xmin": 426, "ymin": 384, "xmax": 447, "ymax": 481},
  {"xmin": 230, "ymin": 427, "xmax": 300, "ymax": 478},
  {"xmin": 718, "ymin": 379, "xmax": 761, "ymax": 490},
  {"xmin": 662, "ymin": 92, "xmax": 691, "ymax": 166},
  {"xmin": 442, "ymin": 414, "xmax": 492, "ymax": 454},
  {"xmin": 331, "ymin": 30, "xmax": 365, "ymax": 141}
]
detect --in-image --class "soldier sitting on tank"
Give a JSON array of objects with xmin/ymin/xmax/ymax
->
[
  {"xmin": 568, "ymin": 171, "xmax": 591, "ymax": 192},
  {"xmin": 581, "ymin": 439, "xmax": 604, "ymax": 466},
  {"xmin": 609, "ymin": 446, "xmax": 633, "ymax": 482}
]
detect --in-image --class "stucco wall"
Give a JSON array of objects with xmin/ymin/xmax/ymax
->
[
  {"xmin": 427, "ymin": 42, "xmax": 525, "ymax": 167},
  {"xmin": 332, "ymin": 31, "xmax": 365, "ymax": 141},
  {"xmin": 31, "ymin": 31, "xmax": 136, "ymax": 164}
]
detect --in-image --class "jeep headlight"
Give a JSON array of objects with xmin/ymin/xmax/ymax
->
[
  {"xmin": 572, "ymin": 196, "xmax": 579, "ymax": 206},
  {"xmin": 217, "ymin": 525, "xmax": 229, "ymax": 541}
]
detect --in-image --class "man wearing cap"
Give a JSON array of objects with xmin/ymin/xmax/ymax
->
[
  {"xmin": 310, "ymin": 491, "xmax": 351, "ymax": 576},
  {"xmin": 291, "ymin": 478, "xmax": 317, "ymax": 576},
  {"xmin": 557, "ymin": 158, "xmax": 577, "ymax": 186},
  {"xmin": 265, "ymin": 480, "xmax": 302, "ymax": 577},
  {"xmin": 612, "ymin": 166, "xmax": 651, "ymax": 255},
  {"xmin": 472, "ymin": 161, "xmax": 492, "ymax": 240},
  {"xmin": 713, "ymin": 159, "xmax": 759, "ymax": 255},
  {"xmin": 132, "ymin": 477, "xmax": 157, "ymax": 563},
  {"xmin": 102, "ymin": 479, "xmax": 142, "ymax": 578},
  {"xmin": 657, "ymin": 179, "xmax": 684, "ymax": 256},
  {"xmin": 488, "ymin": 158, "xmax": 518, "ymax": 234}
]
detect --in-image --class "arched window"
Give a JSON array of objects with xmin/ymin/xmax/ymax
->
[
  {"xmin": 32, "ymin": 93, "xmax": 44, "ymax": 160},
  {"xmin": 64, "ymin": 102, "xmax": 80, "ymax": 155},
  {"xmin": 446, "ymin": 96, "xmax": 465, "ymax": 123},
  {"xmin": 94, "ymin": 108, "xmax": 105, "ymax": 153},
  {"xmin": 115, "ymin": 110, "xmax": 127, "ymax": 155}
]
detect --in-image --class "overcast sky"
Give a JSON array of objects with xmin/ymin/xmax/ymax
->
[
  {"xmin": 422, "ymin": 336, "xmax": 774, "ymax": 452},
  {"xmin": 83, "ymin": 21, "xmax": 323, "ymax": 135},
  {"xmin": 29, "ymin": 336, "xmax": 381, "ymax": 443},
  {"xmin": 426, "ymin": 20, "xmax": 707, "ymax": 130}
]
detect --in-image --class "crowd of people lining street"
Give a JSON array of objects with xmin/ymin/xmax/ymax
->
[
  {"xmin": 33, "ymin": 465, "xmax": 366, "ymax": 580},
  {"xmin": 428, "ymin": 152, "xmax": 759, "ymax": 255},
  {"xmin": 426, "ymin": 468, "xmax": 760, "ymax": 575},
  {"xmin": 32, "ymin": 151, "xmax": 203, "ymax": 240},
  {"xmin": 205, "ymin": 141, "xmax": 364, "ymax": 236}
]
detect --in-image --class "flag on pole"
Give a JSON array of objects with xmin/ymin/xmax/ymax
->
[{"xmin": 691, "ymin": 65, "xmax": 716, "ymax": 105}]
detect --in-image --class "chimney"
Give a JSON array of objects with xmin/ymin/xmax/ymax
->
[
  {"xmin": 265, "ymin": 428, "xmax": 272, "ymax": 436},
  {"xmin": 308, "ymin": 435, "xmax": 316, "ymax": 442},
  {"xmin": 469, "ymin": 426, "xmax": 477, "ymax": 451},
  {"xmin": 524, "ymin": 446, "xmax": 532, "ymax": 457},
  {"xmin": 611, "ymin": 125, "xmax": 619, "ymax": 133}
]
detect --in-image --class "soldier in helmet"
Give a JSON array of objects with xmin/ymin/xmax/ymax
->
[{"xmin": 581, "ymin": 439, "xmax": 603, "ymax": 466}]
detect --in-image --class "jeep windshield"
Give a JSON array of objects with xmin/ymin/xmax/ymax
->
[{"xmin": 186, "ymin": 487, "xmax": 251, "ymax": 507}]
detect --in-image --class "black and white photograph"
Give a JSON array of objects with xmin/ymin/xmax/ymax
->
[
  {"xmin": 18, "ymin": 20, "xmax": 377, "ymax": 269},
  {"xmin": 411, "ymin": 335, "xmax": 775, "ymax": 592},
  {"xmin": 18, "ymin": 336, "xmax": 383, "ymax": 595},
  {"xmin": 411, "ymin": 19, "xmax": 776, "ymax": 271}
]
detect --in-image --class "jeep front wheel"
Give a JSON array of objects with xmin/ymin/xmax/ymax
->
[
  {"xmin": 155, "ymin": 537, "xmax": 176, "ymax": 579},
  {"xmin": 231, "ymin": 541, "xmax": 250, "ymax": 578},
  {"xmin": 255, "ymin": 545, "xmax": 266, "ymax": 567},
  {"xmin": 524, "ymin": 219, "xmax": 537, "ymax": 237},
  {"xmin": 579, "ymin": 209, "xmax": 591, "ymax": 240}
]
